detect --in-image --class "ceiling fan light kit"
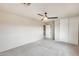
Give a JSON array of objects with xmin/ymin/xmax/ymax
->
[
  {"xmin": 42, "ymin": 17, "xmax": 48, "ymax": 22},
  {"xmin": 38, "ymin": 12, "xmax": 58, "ymax": 22}
]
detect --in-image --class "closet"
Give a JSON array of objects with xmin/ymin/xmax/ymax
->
[{"xmin": 55, "ymin": 16, "xmax": 79, "ymax": 45}]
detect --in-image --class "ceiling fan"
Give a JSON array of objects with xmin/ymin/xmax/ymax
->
[{"xmin": 38, "ymin": 12, "xmax": 58, "ymax": 22}]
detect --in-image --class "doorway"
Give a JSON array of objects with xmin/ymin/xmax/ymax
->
[
  {"xmin": 46, "ymin": 25, "xmax": 51, "ymax": 39},
  {"xmin": 43, "ymin": 24, "xmax": 51, "ymax": 39}
]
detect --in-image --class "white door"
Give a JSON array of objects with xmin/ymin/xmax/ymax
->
[
  {"xmin": 46, "ymin": 25, "xmax": 51, "ymax": 38},
  {"xmin": 69, "ymin": 17, "xmax": 79, "ymax": 44},
  {"xmin": 60, "ymin": 18, "xmax": 69, "ymax": 42},
  {"xmin": 60, "ymin": 17, "xmax": 79, "ymax": 45}
]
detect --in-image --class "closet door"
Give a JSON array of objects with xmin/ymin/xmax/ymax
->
[
  {"xmin": 69, "ymin": 17, "xmax": 79, "ymax": 45},
  {"xmin": 60, "ymin": 18, "xmax": 69, "ymax": 42}
]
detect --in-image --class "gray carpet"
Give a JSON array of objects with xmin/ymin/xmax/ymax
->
[{"xmin": 0, "ymin": 39, "xmax": 79, "ymax": 56}]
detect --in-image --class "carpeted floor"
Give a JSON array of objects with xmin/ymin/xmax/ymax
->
[{"xmin": 0, "ymin": 39, "xmax": 79, "ymax": 56}]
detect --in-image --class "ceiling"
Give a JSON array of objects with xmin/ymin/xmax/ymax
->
[{"xmin": 0, "ymin": 3, "xmax": 79, "ymax": 20}]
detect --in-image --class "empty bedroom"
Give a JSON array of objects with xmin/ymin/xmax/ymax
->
[{"xmin": 0, "ymin": 3, "xmax": 79, "ymax": 56}]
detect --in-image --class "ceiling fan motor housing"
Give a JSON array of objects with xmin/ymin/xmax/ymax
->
[{"xmin": 45, "ymin": 12, "xmax": 47, "ymax": 14}]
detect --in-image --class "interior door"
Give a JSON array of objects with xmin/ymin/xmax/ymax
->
[
  {"xmin": 60, "ymin": 18, "xmax": 69, "ymax": 42},
  {"xmin": 46, "ymin": 25, "xmax": 51, "ymax": 39},
  {"xmin": 69, "ymin": 17, "xmax": 79, "ymax": 44}
]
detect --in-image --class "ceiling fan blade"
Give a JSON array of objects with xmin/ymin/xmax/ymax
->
[
  {"xmin": 48, "ymin": 17, "xmax": 58, "ymax": 19},
  {"xmin": 38, "ymin": 14, "xmax": 43, "ymax": 16}
]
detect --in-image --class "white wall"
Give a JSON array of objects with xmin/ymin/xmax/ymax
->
[{"xmin": 0, "ymin": 11, "xmax": 42, "ymax": 52}]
